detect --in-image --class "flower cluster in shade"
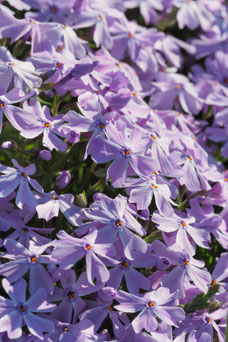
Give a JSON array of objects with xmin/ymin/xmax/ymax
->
[{"xmin": 0, "ymin": 0, "xmax": 227, "ymax": 341}]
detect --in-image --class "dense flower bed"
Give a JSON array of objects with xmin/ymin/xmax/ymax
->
[{"xmin": 0, "ymin": 0, "xmax": 227, "ymax": 341}]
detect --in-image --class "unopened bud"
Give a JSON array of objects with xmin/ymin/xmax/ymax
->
[
  {"xmin": 208, "ymin": 300, "xmax": 221, "ymax": 313},
  {"xmin": 56, "ymin": 170, "xmax": 71, "ymax": 190},
  {"xmin": 76, "ymin": 193, "xmax": 87, "ymax": 207},
  {"xmin": 39, "ymin": 150, "xmax": 52, "ymax": 161},
  {"xmin": 1, "ymin": 141, "xmax": 13, "ymax": 149}
]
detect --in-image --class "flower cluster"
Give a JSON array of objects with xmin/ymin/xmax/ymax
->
[{"xmin": 0, "ymin": 0, "xmax": 227, "ymax": 341}]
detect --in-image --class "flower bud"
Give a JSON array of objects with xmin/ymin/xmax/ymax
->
[
  {"xmin": 39, "ymin": 150, "xmax": 52, "ymax": 161},
  {"xmin": 208, "ymin": 300, "xmax": 221, "ymax": 313},
  {"xmin": 56, "ymin": 170, "xmax": 71, "ymax": 189},
  {"xmin": 66, "ymin": 130, "xmax": 80, "ymax": 143},
  {"xmin": 76, "ymin": 193, "xmax": 87, "ymax": 207},
  {"xmin": 1, "ymin": 141, "xmax": 13, "ymax": 149}
]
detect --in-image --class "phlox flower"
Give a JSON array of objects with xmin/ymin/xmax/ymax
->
[
  {"xmin": 0, "ymin": 239, "xmax": 55, "ymax": 294},
  {"xmin": 52, "ymin": 229, "xmax": 116, "ymax": 285},
  {"xmin": 36, "ymin": 190, "xmax": 81, "ymax": 226},
  {"xmin": 0, "ymin": 159, "xmax": 43, "ymax": 210},
  {"xmin": 152, "ymin": 211, "xmax": 210, "ymax": 254},
  {"xmin": 152, "ymin": 240, "xmax": 211, "ymax": 297},
  {"xmin": 84, "ymin": 194, "xmax": 147, "ymax": 260},
  {"xmin": 0, "ymin": 278, "xmax": 55, "ymax": 340},
  {"xmin": 115, "ymin": 287, "xmax": 185, "ymax": 333},
  {"xmin": 19, "ymin": 98, "xmax": 68, "ymax": 152}
]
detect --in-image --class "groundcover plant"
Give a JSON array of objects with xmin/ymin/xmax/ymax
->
[{"xmin": 0, "ymin": 0, "xmax": 227, "ymax": 341}]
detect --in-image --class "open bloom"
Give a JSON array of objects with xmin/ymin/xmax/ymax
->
[
  {"xmin": 0, "ymin": 239, "xmax": 55, "ymax": 294},
  {"xmin": 0, "ymin": 278, "xmax": 55, "ymax": 340},
  {"xmin": 115, "ymin": 287, "xmax": 185, "ymax": 333},
  {"xmin": 0, "ymin": 159, "xmax": 43, "ymax": 210}
]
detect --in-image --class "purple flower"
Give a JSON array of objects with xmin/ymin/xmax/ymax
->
[
  {"xmin": 36, "ymin": 191, "xmax": 81, "ymax": 226},
  {"xmin": 175, "ymin": 0, "xmax": 214, "ymax": 31},
  {"xmin": 0, "ymin": 159, "xmax": 43, "ymax": 210},
  {"xmin": 0, "ymin": 87, "xmax": 35, "ymax": 133},
  {"xmin": 0, "ymin": 278, "xmax": 55, "ymax": 339},
  {"xmin": 152, "ymin": 240, "xmax": 211, "ymax": 297},
  {"xmin": 48, "ymin": 269, "xmax": 87, "ymax": 323},
  {"xmin": 87, "ymin": 121, "xmax": 154, "ymax": 187},
  {"xmin": 115, "ymin": 287, "xmax": 185, "ymax": 333},
  {"xmin": 152, "ymin": 211, "xmax": 210, "ymax": 254},
  {"xmin": 84, "ymin": 194, "xmax": 147, "ymax": 260},
  {"xmin": 19, "ymin": 98, "xmax": 68, "ymax": 152},
  {"xmin": 0, "ymin": 239, "xmax": 55, "ymax": 294},
  {"xmin": 52, "ymin": 229, "xmax": 116, "ymax": 285}
]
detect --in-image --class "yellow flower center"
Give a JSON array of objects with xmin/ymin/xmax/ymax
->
[
  {"xmin": 86, "ymin": 245, "xmax": 93, "ymax": 250},
  {"xmin": 67, "ymin": 291, "xmax": 75, "ymax": 299},
  {"xmin": 22, "ymin": 173, "xmax": 27, "ymax": 178},
  {"xmin": 115, "ymin": 219, "xmax": 123, "ymax": 226},
  {"xmin": 30, "ymin": 256, "xmax": 37, "ymax": 263},
  {"xmin": 148, "ymin": 302, "xmax": 155, "ymax": 307},
  {"xmin": 184, "ymin": 260, "xmax": 189, "ymax": 266},
  {"xmin": 19, "ymin": 305, "xmax": 26, "ymax": 312},
  {"xmin": 62, "ymin": 327, "xmax": 70, "ymax": 332},
  {"xmin": 121, "ymin": 262, "xmax": 128, "ymax": 268},
  {"xmin": 45, "ymin": 122, "xmax": 50, "ymax": 128}
]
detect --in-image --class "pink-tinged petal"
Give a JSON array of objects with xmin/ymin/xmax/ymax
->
[
  {"xmin": 36, "ymin": 199, "xmax": 59, "ymax": 221},
  {"xmin": 187, "ymin": 265, "xmax": 211, "ymax": 292},
  {"xmin": 0, "ymin": 310, "xmax": 22, "ymax": 339},
  {"xmin": 107, "ymin": 157, "xmax": 127, "ymax": 187},
  {"xmin": 132, "ymin": 308, "xmax": 158, "ymax": 333},
  {"xmin": 24, "ymin": 312, "xmax": 54, "ymax": 339},
  {"xmin": 86, "ymin": 252, "xmax": 110, "ymax": 285},
  {"xmin": 153, "ymin": 306, "xmax": 185, "ymax": 327},
  {"xmin": 2, "ymin": 278, "xmax": 26, "ymax": 303}
]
